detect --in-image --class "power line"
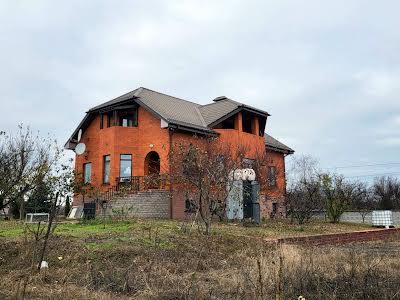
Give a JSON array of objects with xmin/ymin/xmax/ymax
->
[
  {"xmin": 325, "ymin": 162, "xmax": 400, "ymax": 170},
  {"xmin": 345, "ymin": 172, "xmax": 400, "ymax": 179}
]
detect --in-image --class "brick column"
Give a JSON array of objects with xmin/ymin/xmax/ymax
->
[
  {"xmin": 235, "ymin": 112, "xmax": 243, "ymax": 132},
  {"xmin": 252, "ymin": 116, "xmax": 260, "ymax": 135}
]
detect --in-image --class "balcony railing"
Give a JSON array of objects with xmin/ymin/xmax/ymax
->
[
  {"xmin": 96, "ymin": 175, "xmax": 169, "ymax": 205},
  {"xmin": 116, "ymin": 174, "xmax": 168, "ymax": 191}
]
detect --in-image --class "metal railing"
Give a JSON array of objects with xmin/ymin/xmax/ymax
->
[{"xmin": 96, "ymin": 175, "xmax": 168, "ymax": 205}]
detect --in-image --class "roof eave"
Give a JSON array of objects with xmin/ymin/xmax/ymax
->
[
  {"xmin": 266, "ymin": 145, "xmax": 295, "ymax": 155},
  {"xmin": 169, "ymin": 122, "xmax": 218, "ymax": 137}
]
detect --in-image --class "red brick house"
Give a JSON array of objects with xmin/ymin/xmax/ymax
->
[{"xmin": 65, "ymin": 87, "xmax": 293, "ymax": 219}]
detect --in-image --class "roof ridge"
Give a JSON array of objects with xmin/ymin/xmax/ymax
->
[
  {"xmin": 140, "ymin": 87, "xmax": 202, "ymax": 106},
  {"xmin": 199, "ymin": 99, "xmax": 230, "ymax": 109},
  {"xmin": 195, "ymin": 106, "xmax": 207, "ymax": 127},
  {"xmin": 88, "ymin": 87, "xmax": 140, "ymax": 112}
]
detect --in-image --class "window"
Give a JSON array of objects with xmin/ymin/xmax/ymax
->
[
  {"xmin": 243, "ymin": 158, "xmax": 255, "ymax": 169},
  {"xmin": 214, "ymin": 115, "xmax": 235, "ymax": 129},
  {"xmin": 103, "ymin": 155, "xmax": 110, "ymax": 184},
  {"xmin": 119, "ymin": 108, "xmax": 138, "ymax": 127},
  {"xmin": 120, "ymin": 154, "xmax": 132, "ymax": 178},
  {"xmin": 268, "ymin": 166, "xmax": 277, "ymax": 187},
  {"xmin": 242, "ymin": 111, "xmax": 253, "ymax": 134},
  {"xmin": 83, "ymin": 163, "xmax": 92, "ymax": 184},
  {"xmin": 106, "ymin": 112, "xmax": 113, "ymax": 128},
  {"xmin": 272, "ymin": 203, "xmax": 278, "ymax": 214},
  {"xmin": 100, "ymin": 113, "xmax": 104, "ymax": 129}
]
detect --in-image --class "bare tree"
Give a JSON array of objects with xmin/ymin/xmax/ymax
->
[
  {"xmin": 285, "ymin": 155, "xmax": 322, "ymax": 224},
  {"xmin": 372, "ymin": 176, "xmax": 400, "ymax": 210},
  {"xmin": 0, "ymin": 125, "xmax": 57, "ymax": 219},
  {"xmin": 170, "ymin": 137, "xmax": 248, "ymax": 235},
  {"xmin": 13, "ymin": 143, "xmax": 75, "ymax": 299},
  {"xmin": 351, "ymin": 185, "xmax": 377, "ymax": 223},
  {"xmin": 320, "ymin": 174, "xmax": 365, "ymax": 223}
]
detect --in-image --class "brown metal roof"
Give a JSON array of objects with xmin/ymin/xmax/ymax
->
[
  {"xmin": 264, "ymin": 133, "xmax": 294, "ymax": 154},
  {"xmin": 66, "ymin": 87, "xmax": 282, "ymax": 149}
]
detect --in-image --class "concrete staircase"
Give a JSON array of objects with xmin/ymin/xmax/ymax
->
[{"xmin": 105, "ymin": 190, "xmax": 170, "ymax": 219}]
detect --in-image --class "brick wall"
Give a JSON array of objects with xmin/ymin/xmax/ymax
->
[
  {"xmin": 264, "ymin": 228, "xmax": 400, "ymax": 246},
  {"xmin": 106, "ymin": 190, "xmax": 170, "ymax": 219},
  {"xmin": 73, "ymin": 104, "xmax": 289, "ymax": 220}
]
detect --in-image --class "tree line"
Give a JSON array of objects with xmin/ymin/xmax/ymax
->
[
  {"xmin": 0, "ymin": 125, "xmax": 74, "ymax": 219},
  {"xmin": 285, "ymin": 155, "xmax": 400, "ymax": 224}
]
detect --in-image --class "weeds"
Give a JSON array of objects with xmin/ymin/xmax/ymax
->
[{"xmin": 1, "ymin": 220, "xmax": 400, "ymax": 299}]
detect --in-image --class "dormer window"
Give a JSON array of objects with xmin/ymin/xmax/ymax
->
[
  {"xmin": 119, "ymin": 108, "xmax": 138, "ymax": 127},
  {"xmin": 100, "ymin": 107, "xmax": 138, "ymax": 129},
  {"xmin": 242, "ymin": 111, "xmax": 253, "ymax": 134}
]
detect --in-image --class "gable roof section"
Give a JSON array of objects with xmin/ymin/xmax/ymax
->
[
  {"xmin": 264, "ymin": 133, "xmax": 294, "ymax": 154},
  {"xmin": 198, "ymin": 99, "xmax": 239, "ymax": 125},
  {"xmin": 65, "ymin": 87, "xmax": 273, "ymax": 149},
  {"xmin": 199, "ymin": 96, "xmax": 270, "ymax": 126},
  {"xmin": 135, "ymin": 88, "xmax": 209, "ymax": 131},
  {"xmin": 88, "ymin": 88, "xmax": 142, "ymax": 112}
]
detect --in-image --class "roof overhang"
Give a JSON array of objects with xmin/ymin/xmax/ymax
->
[
  {"xmin": 208, "ymin": 106, "xmax": 270, "ymax": 128},
  {"xmin": 266, "ymin": 145, "xmax": 295, "ymax": 155}
]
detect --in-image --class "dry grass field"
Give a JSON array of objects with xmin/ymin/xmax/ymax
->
[{"xmin": 1, "ymin": 219, "xmax": 399, "ymax": 299}]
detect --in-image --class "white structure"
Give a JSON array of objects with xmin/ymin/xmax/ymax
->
[
  {"xmin": 372, "ymin": 210, "xmax": 393, "ymax": 227},
  {"xmin": 25, "ymin": 213, "xmax": 49, "ymax": 223},
  {"xmin": 226, "ymin": 180, "xmax": 244, "ymax": 220},
  {"xmin": 67, "ymin": 206, "xmax": 84, "ymax": 219},
  {"xmin": 229, "ymin": 168, "xmax": 256, "ymax": 181}
]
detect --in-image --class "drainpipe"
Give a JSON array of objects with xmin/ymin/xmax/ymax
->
[
  {"xmin": 168, "ymin": 128, "xmax": 174, "ymax": 219},
  {"xmin": 283, "ymin": 153, "xmax": 288, "ymax": 217}
]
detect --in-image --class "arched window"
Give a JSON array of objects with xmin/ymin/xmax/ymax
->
[
  {"xmin": 144, "ymin": 151, "xmax": 161, "ymax": 189},
  {"xmin": 145, "ymin": 151, "xmax": 160, "ymax": 176}
]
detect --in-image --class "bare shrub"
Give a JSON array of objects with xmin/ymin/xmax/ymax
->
[{"xmin": 2, "ymin": 225, "xmax": 400, "ymax": 300}]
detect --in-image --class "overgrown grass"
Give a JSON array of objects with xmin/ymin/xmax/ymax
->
[
  {"xmin": 1, "ymin": 220, "xmax": 399, "ymax": 299},
  {"xmin": 0, "ymin": 218, "xmax": 371, "ymax": 240}
]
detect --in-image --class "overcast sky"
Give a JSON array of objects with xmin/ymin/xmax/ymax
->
[{"xmin": 1, "ymin": 0, "xmax": 400, "ymax": 180}]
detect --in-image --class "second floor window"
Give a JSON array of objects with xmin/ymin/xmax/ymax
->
[
  {"xmin": 103, "ymin": 155, "xmax": 110, "ymax": 184},
  {"xmin": 119, "ymin": 108, "xmax": 138, "ymax": 127},
  {"xmin": 120, "ymin": 154, "xmax": 132, "ymax": 178},
  {"xmin": 83, "ymin": 163, "xmax": 92, "ymax": 184},
  {"xmin": 243, "ymin": 158, "xmax": 255, "ymax": 169},
  {"xmin": 268, "ymin": 166, "xmax": 277, "ymax": 187}
]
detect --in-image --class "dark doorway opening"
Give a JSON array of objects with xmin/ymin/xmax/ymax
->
[{"xmin": 145, "ymin": 151, "xmax": 160, "ymax": 188}]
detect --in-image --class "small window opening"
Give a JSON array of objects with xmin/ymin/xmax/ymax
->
[
  {"xmin": 103, "ymin": 155, "xmax": 110, "ymax": 184},
  {"xmin": 242, "ymin": 111, "xmax": 253, "ymax": 134},
  {"xmin": 83, "ymin": 163, "xmax": 92, "ymax": 184},
  {"xmin": 268, "ymin": 166, "xmax": 277, "ymax": 187},
  {"xmin": 243, "ymin": 158, "xmax": 255, "ymax": 169},
  {"xmin": 106, "ymin": 112, "xmax": 113, "ymax": 128},
  {"xmin": 214, "ymin": 115, "xmax": 235, "ymax": 129}
]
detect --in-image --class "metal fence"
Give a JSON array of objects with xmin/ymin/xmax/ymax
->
[{"xmin": 313, "ymin": 210, "xmax": 400, "ymax": 225}]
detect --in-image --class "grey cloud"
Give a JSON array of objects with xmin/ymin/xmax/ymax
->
[{"xmin": 1, "ymin": 0, "xmax": 400, "ymax": 180}]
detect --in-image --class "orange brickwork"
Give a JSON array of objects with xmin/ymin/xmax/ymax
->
[{"xmin": 73, "ymin": 106, "xmax": 289, "ymax": 219}]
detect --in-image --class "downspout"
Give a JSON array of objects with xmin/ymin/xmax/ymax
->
[
  {"xmin": 283, "ymin": 153, "xmax": 289, "ymax": 217},
  {"xmin": 168, "ymin": 128, "xmax": 174, "ymax": 219}
]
